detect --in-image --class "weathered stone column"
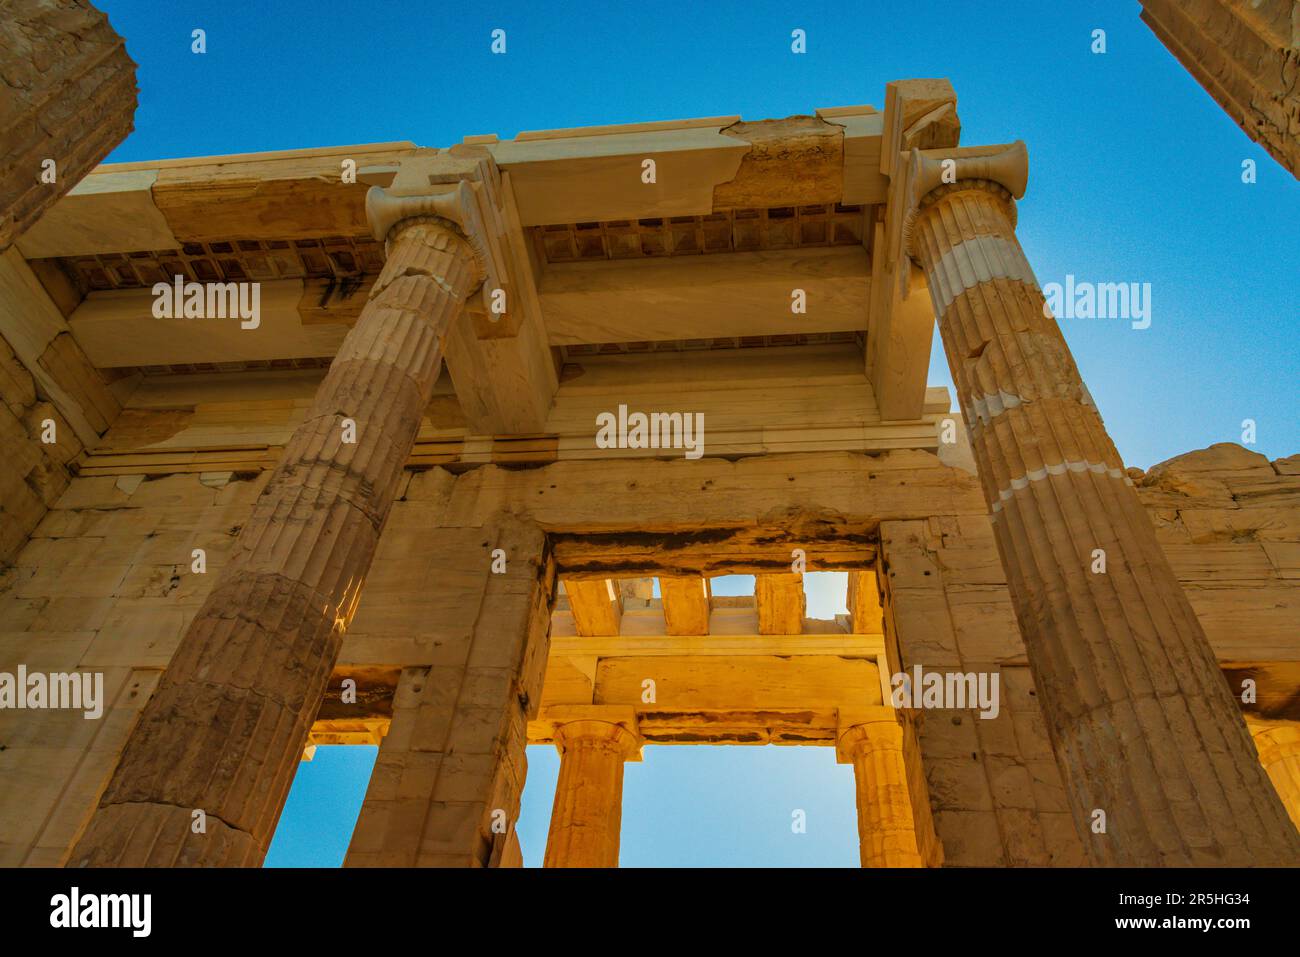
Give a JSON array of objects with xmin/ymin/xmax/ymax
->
[
  {"xmin": 68, "ymin": 168, "xmax": 490, "ymax": 867},
  {"xmin": 902, "ymin": 142, "xmax": 1300, "ymax": 865},
  {"xmin": 837, "ymin": 709, "xmax": 925, "ymax": 867},
  {"xmin": 343, "ymin": 518, "xmax": 555, "ymax": 868},
  {"xmin": 1249, "ymin": 721, "xmax": 1300, "ymax": 833},
  {"xmin": 543, "ymin": 709, "xmax": 641, "ymax": 868}
]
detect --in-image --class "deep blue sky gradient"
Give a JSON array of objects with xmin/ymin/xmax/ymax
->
[{"xmin": 92, "ymin": 1, "xmax": 1298, "ymax": 866}]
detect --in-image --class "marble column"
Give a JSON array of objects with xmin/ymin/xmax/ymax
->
[
  {"xmin": 903, "ymin": 142, "xmax": 1300, "ymax": 865},
  {"xmin": 0, "ymin": 0, "xmax": 137, "ymax": 252}
]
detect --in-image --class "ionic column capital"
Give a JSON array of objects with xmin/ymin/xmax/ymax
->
[{"xmin": 902, "ymin": 140, "xmax": 1029, "ymax": 259}]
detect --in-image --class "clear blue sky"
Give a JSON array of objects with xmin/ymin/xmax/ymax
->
[{"xmin": 95, "ymin": 1, "xmax": 1297, "ymax": 866}]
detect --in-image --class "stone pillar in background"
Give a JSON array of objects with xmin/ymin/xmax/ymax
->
[
  {"xmin": 837, "ymin": 708, "xmax": 925, "ymax": 867},
  {"xmin": 543, "ymin": 710, "xmax": 641, "ymax": 868},
  {"xmin": 68, "ymin": 172, "xmax": 488, "ymax": 866},
  {"xmin": 904, "ymin": 142, "xmax": 1300, "ymax": 866},
  {"xmin": 1249, "ymin": 720, "xmax": 1300, "ymax": 833},
  {"xmin": 1139, "ymin": 0, "xmax": 1299, "ymax": 179},
  {"xmin": 344, "ymin": 519, "xmax": 556, "ymax": 868},
  {"xmin": 0, "ymin": 0, "xmax": 138, "ymax": 251}
]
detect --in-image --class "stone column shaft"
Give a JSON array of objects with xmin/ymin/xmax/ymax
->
[
  {"xmin": 908, "ymin": 161, "xmax": 1300, "ymax": 866},
  {"xmin": 543, "ymin": 719, "xmax": 639, "ymax": 868},
  {"xmin": 838, "ymin": 710, "xmax": 925, "ymax": 868},
  {"xmin": 68, "ymin": 218, "xmax": 482, "ymax": 866},
  {"xmin": 1250, "ymin": 722, "xmax": 1300, "ymax": 834}
]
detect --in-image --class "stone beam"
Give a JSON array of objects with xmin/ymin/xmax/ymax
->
[
  {"xmin": 323, "ymin": 641, "xmax": 884, "ymax": 749},
  {"xmin": 63, "ymin": 246, "xmax": 871, "ymax": 365},
  {"xmin": 0, "ymin": 249, "xmax": 112, "ymax": 447},
  {"xmin": 0, "ymin": 246, "xmax": 119, "ymax": 562},
  {"xmin": 903, "ymin": 138, "xmax": 1300, "ymax": 865},
  {"xmin": 555, "ymin": 527, "xmax": 877, "ymax": 579},
  {"xmin": 540, "ymin": 246, "xmax": 870, "ymax": 345},
  {"xmin": 23, "ymin": 132, "xmax": 705, "ymax": 253},
  {"xmin": 67, "ymin": 279, "xmax": 349, "ymax": 368},
  {"xmin": 14, "ymin": 169, "xmax": 178, "ymax": 258},
  {"xmin": 21, "ymin": 107, "xmax": 886, "ymax": 255},
  {"xmin": 16, "ymin": 142, "xmax": 417, "ymax": 256}
]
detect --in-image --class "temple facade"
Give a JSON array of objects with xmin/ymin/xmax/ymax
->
[{"xmin": 0, "ymin": 75, "xmax": 1298, "ymax": 867}]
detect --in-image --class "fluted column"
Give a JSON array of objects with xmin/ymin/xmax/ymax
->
[
  {"xmin": 68, "ymin": 195, "xmax": 485, "ymax": 866},
  {"xmin": 1250, "ymin": 721, "xmax": 1300, "ymax": 833},
  {"xmin": 543, "ymin": 716, "xmax": 641, "ymax": 868},
  {"xmin": 903, "ymin": 143, "xmax": 1300, "ymax": 865},
  {"xmin": 837, "ymin": 709, "xmax": 925, "ymax": 867}
]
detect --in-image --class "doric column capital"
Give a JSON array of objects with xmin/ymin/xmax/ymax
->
[
  {"xmin": 553, "ymin": 720, "xmax": 641, "ymax": 759},
  {"xmin": 835, "ymin": 706, "xmax": 907, "ymax": 764},
  {"xmin": 364, "ymin": 153, "xmax": 517, "ymax": 323}
]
